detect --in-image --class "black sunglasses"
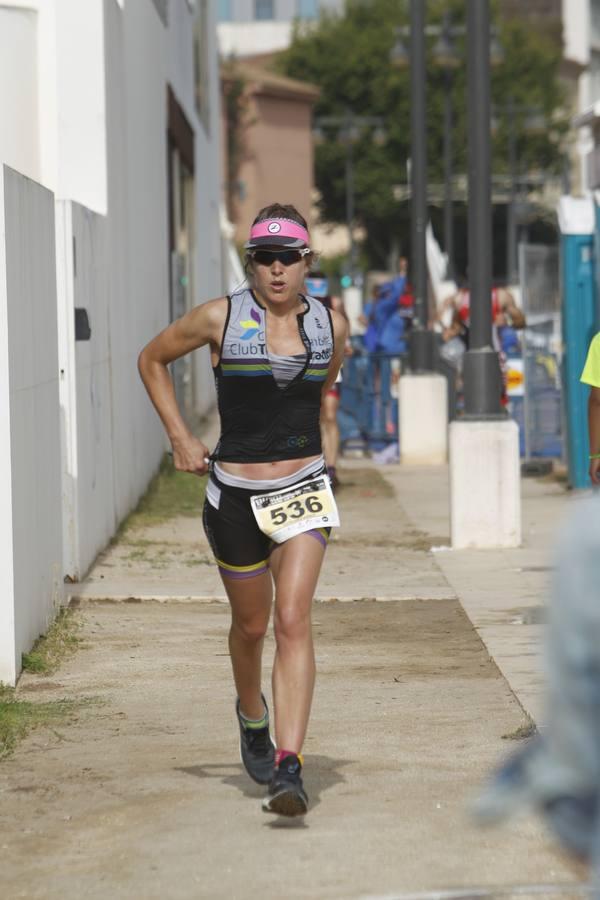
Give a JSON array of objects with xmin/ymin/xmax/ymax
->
[{"xmin": 250, "ymin": 248, "xmax": 310, "ymax": 267}]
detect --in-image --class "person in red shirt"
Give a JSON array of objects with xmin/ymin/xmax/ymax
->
[{"xmin": 440, "ymin": 282, "xmax": 526, "ymax": 405}]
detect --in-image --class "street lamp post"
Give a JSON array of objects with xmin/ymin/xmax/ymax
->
[
  {"xmin": 345, "ymin": 129, "xmax": 356, "ymax": 276},
  {"xmin": 506, "ymin": 94, "xmax": 518, "ymax": 286},
  {"xmin": 443, "ymin": 67, "xmax": 455, "ymax": 282},
  {"xmin": 463, "ymin": 0, "xmax": 502, "ymax": 418},
  {"xmin": 408, "ymin": 0, "xmax": 433, "ymax": 372},
  {"xmin": 432, "ymin": 10, "xmax": 461, "ymax": 283},
  {"xmin": 393, "ymin": 7, "xmax": 504, "ymax": 382},
  {"xmin": 449, "ymin": 0, "xmax": 521, "ymax": 550},
  {"xmin": 391, "ymin": 3, "xmax": 448, "ymax": 465}
]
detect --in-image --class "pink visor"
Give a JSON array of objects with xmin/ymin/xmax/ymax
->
[{"xmin": 245, "ymin": 218, "xmax": 310, "ymax": 250}]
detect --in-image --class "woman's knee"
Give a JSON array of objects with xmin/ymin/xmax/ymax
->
[
  {"xmin": 230, "ymin": 615, "xmax": 268, "ymax": 645},
  {"xmin": 273, "ymin": 603, "xmax": 311, "ymax": 644}
]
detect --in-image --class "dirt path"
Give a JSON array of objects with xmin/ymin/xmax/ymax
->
[{"xmin": 0, "ymin": 468, "xmax": 580, "ymax": 899}]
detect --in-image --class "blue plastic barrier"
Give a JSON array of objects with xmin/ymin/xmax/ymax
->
[{"xmin": 339, "ymin": 352, "xmax": 407, "ymax": 450}]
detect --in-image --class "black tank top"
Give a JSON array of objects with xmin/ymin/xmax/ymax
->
[{"xmin": 213, "ymin": 289, "xmax": 334, "ymax": 463}]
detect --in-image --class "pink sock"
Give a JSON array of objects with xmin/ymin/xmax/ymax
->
[{"xmin": 275, "ymin": 749, "xmax": 301, "ymax": 767}]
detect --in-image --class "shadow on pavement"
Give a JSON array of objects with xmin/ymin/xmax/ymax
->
[{"xmin": 176, "ymin": 753, "xmax": 352, "ymax": 819}]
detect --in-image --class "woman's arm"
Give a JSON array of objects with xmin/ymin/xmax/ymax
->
[
  {"xmin": 588, "ymin": 386, "xmax": 600, "ymax": 485},
  {"xmin": 138, "ymin": 297, "xmax": 227, "ymax": 475},
  {"xmin": 322, "ymin": 309, "xmax": 349, "ymax": 395}
]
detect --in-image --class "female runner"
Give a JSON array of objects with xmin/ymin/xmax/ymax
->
[{"xmin": 138, "ymin": 203, "xmax": 347, "ymax": 816}]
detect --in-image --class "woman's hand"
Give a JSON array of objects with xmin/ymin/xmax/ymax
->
[{"xmin": 171, "ymin": 435, "xmax": 210, "ymax": 476}]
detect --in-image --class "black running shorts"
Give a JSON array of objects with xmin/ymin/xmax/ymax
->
[{"xmin": 202, "ymin": 465, "xmax": 331, "ymax": 580}]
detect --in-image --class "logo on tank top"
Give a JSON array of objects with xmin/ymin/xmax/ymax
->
[{"xmin": 240, "ymin": 307, "xmax": 261, "ymax": 340}]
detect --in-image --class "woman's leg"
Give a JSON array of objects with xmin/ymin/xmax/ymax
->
[
  {"xmin": 268, "ymin": 532, "xmax": 327, "ymax": 752},
  {"xmin": 220, "ymin": 570, "xmax": 273, "ymax": 720}
]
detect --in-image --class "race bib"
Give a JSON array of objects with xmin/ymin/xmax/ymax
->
[{"xmin": 250, "ymin": 475, "xmax": 340, "ymax": 544}]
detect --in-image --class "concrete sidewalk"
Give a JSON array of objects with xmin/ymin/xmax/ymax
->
[
  {"xmin": 0, "ymin": 458, "xmax": 585, "ymax": 899},
  {"xmin": 383, "ymin": 463, "xmax": 577, "ymax": 725}
]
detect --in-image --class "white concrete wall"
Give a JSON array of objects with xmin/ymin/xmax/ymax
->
[
  {"xmin": 168, "ymin": 1, "xmax": 221, "ymax": 418},
  {"xmin": 102, "ymin": 0, "xmax": 168, "ymax": 524},
  {"xmin": 100, "ymin": 0, "xmax": 220, "ymax": 524},
  {"xmin": 53, "ymin": 0, "xmax": 173, "ymax": 578},
  {"xmin": 56, "ymin": 201, "xmax": 116, "ymax": 580},
  {"xmin": 563, "ymin": 0, "xmax": 590, "ymax": 70},
  {"xmin": 0, "ymin": 0, "xmax": 225, "ymax": 681},
  {"xmin": 0, "ymin": 166, "xmax": 63, "ymax": 685},
  {"xmin": 192, "ymin": 0, "xmax": 225, "ymax": 414},
  {"xmin": 0, "ymin": 7, "xmax": 40, "ymax": 183},
  {"xmin": 54, "ymin": 0, "xmax": 108, "ymax": 214},
  {"xmin": 0, "ymin": 0, "xmax": 107, "ymax": 213},
  {"xmin": 561, "ymin": 0, "xmax": 593, "ymax": 193}
]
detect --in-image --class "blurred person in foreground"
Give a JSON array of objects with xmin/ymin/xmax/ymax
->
[
  {"xmin": 474, "ymin": 493, "xmax": 600, "ymax": 894},
  {"xmin": 581, "ymin": 331, "xmax": 600, "ymax": 485},
  {"xmin": 304, "ymin": 272, "xmax": 348, "ymax": 490}
]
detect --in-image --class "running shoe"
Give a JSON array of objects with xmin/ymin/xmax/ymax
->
[
  {"xmin": 262, "ymin": 753, "xmax": 308, "ymax": 817},
  {"xmin": 236, "ymin": 695, "xmax": 275, "ymax": 785}
]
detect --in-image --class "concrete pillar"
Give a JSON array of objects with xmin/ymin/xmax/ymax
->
[
  {"xmin": 450, "ymin": 418, "xmax": 521, "ymax": 548},
  {"xmin": 399, "ymin": 373, "xmax": 448, "ymax": 464}
]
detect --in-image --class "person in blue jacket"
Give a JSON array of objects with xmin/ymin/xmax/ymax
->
[
  {"xmin": 378, "ymin": 305, "xmax": 408, "ymax": 354},
  {"xmin": 363, "ymin": 258, "xmax": 408, "ymax": 352}
]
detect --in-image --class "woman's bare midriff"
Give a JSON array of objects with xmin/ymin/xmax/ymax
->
[{"xmin": 218, "ymin": 455, "xmax": 321, "ymax": 481}]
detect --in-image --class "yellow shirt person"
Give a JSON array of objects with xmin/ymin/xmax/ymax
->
[{"xmin": 580, "ymin": 332, "xmax": 600, "ymax": 484}]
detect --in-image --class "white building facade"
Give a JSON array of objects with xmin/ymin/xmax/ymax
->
[
  {"xmin": 217, "ymin": 0, "xmax": 343, "ymax": 57},
  {"xmin": 0, "ymin": 0, "xmax": 224, "ymax": 685},
  {"xmin": 563, "ymin": 0, "xmax": 600, "ymax": 191}
]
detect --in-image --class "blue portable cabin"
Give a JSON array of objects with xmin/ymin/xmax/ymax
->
[{"xmin": 558, "ymin": 195, "xmax": 599, "ymax": 489}]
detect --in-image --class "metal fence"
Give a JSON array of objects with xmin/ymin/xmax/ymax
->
[
  {"xmin": 516, "ymin": 243, "xmax": 564, "ymax": 459},
  {"xmin": 338, "ymin": 343, "xmax": 459, "ymax": 452},
  {"xmin": 339, "ymin": 351, "xmax": 407, "ymax": 451}
]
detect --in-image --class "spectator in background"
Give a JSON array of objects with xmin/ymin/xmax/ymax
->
[
  {"xmin": 446, "ymin": 280, "xmax": 525, "ymax": 352},
  {"xmin": 378, "ymin": 279, "xmax": 413, "ymax": 355},
  {"xmin": 361, "ymin": 258, "xmax": 408, "ymax": 353},
  {"xmin": 438, "ymin": 279, "xmax": 526, "ymax": 404},
  {"xmin": 581, "ymin": 331, "xmax": 600, "ymax": 485}
]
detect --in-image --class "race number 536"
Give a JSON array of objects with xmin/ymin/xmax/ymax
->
[
  {"xmin": 250, "ymin": 476, "xmax": 340, "ymax": 543},
  {"xmin": 269, "ymin": 494, "xmax": 323, "ymax": 527}
]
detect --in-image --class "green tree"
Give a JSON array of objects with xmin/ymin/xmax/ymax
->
[{"xmin": 277, "ymin": 0, "xmax": 568, "ymax": 272}]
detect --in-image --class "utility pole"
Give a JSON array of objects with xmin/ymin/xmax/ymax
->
[
  {"xmin": 443, "ymin": 65, "xmax": 455, "ymax": 282},
  {"xmin": 408, "ymin": 0, "xmax": 433, "ymax": 372},
  {"xmin": 449, "ymin": 0, "xmax": 521, "ymax": 549},
  {"xmin": 506, "ymin": 95, "xmax": 518, "ymax": 286},
  {"xmin": 397, "ymin": 0, "xmax": 448, "ymax": 466},
  {"xmin": 344, "ymin": 114, "xmax": 357, "ymax": 277},
  {"xmin": 463, "ymin": 0, "xmax": 502, "ymax": 418}
]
